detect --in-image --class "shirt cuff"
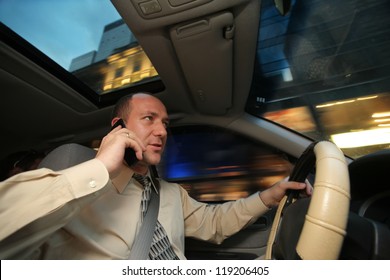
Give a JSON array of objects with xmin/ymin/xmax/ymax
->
[
  {"xmin": 61, "ymin": 159, "xmax": 109, "ymax": 199},
  {"xmin": 244, "ymin": 191, "xmax": 271, "ymax": 217}
]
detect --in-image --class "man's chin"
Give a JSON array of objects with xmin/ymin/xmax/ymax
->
[{"xmin": 143, "ymin": 154, "xmax": 161, "ymax": 166}]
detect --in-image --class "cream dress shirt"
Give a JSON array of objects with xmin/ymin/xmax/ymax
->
[{"xmin": 0, "ymin": 159, "xmax": 269, "ymax": 259}]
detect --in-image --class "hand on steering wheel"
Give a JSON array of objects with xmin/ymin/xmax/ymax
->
[{"xmin": 265, "ymin": 141, "xmax": 350, "ymax": 260}]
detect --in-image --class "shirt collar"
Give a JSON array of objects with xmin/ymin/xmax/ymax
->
[
  {"xmin": 111, "ymin": 164, "xmax": 134, "ymax": 194},
  {"xmin": 111, "ymin": 165, "xmax": 159, "ymax": 194}
]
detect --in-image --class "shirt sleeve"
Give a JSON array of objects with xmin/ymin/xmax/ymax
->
[
  {"xmin": 0, "ymin": 159, "xmax": 109, "ymax": 259},
  {"xmin": 180, "ymin": 186, "xmax": 270, "ymax": 244}
]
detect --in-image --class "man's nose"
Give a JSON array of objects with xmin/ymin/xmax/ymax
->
[{"xmin": 154, "ymin": 122, "xmax": 167, "ymax": 137}]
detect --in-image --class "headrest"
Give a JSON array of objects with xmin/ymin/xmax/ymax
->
[{"xmin": 38, "ymin": 143, "xmax": 96, "ymax": 171}]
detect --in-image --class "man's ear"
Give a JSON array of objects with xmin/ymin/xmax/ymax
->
[{"xmin": 111, "ymin": 117, "xmax": 121, "ymax": 127}]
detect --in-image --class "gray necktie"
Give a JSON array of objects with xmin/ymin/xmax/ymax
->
[{"xmin": 133, "ymin": 173, "xmax": 180, "ymax": 260}]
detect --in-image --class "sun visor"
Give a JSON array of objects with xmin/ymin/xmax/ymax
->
[{"xmin": 170, "ymin": 12, "xmax": 234, "ymax": 115}]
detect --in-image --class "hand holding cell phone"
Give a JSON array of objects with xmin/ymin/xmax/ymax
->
[{"xmin": 111, "ymin": 119, "xmax": 139, "ymax": 166}]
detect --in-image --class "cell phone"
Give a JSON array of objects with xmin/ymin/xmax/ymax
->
[{"xmin": 111, "ymin": 119, "xmax": 138, "ymax": 166}]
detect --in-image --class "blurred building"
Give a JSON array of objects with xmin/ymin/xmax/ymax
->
[{"xmin": 69, "ymin": 19, "xmax": 158, "ymax": 94}]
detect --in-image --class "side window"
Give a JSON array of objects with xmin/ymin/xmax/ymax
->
[{"xmin": 158, "ymin": 126, "xmax": 292, "ymax": 202}]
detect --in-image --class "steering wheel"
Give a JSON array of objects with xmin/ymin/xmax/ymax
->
[{"xmin": 265, "ymin": 141, "xmax": 350, "ymax": 259}]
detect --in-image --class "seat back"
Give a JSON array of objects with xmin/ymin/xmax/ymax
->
[{"xmin": 38, "ymin": 143, "xmax": 96, "ymax": 171}]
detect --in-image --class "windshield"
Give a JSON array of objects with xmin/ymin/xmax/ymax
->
[{"xmin": 247, "ymin": 0, "xmax": 390, "ymax": 159}]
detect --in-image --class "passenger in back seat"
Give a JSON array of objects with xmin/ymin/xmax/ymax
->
[{"xmin": 0, "ymin": 150, "xmax": 45, "ymax": 181}]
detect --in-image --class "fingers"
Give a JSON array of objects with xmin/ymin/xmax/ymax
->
[
  {"xmin": 279, "ymin": 180, "xmax": 307, "ymax": 191},
  {"xmin": 282, "ymin": 180, "xmax": 313, "ymax": 199},
  {"xmin": 261, "ymin": 179, "xmax": 312, "ymax": 208},
  {"xmin": 305, "ymin": 179, "xmax": 313, "ymax": 196},
  {"xmin": 110, "ymin": 125, "xmax": 122, "ymax": 133},
  {"xmin": 110, "ymin": 127, "xmax": 146, "ymax": 160},
  {"xmin": 120, "ymin": 129, "xmax": 146, "ymax": 161},
  {"xmin": 95, "ymin": 127, "xmax": 146, "ymax": 175},
  {"xmin": 286, "ymin": 180, "xmax": 314, "ymax": 197}
]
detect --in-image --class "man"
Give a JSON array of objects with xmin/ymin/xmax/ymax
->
[
  {"xmin": 0, "ymin": 93, "xmax": 310, "ymax": 259},
  {"xmin": 0, "ymin": 124, "xmax": 138, "ymax": 259}
]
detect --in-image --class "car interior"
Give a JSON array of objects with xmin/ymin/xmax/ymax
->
[{"xmin": 1, "ymin": 0, "xmax": 389, "ymax": 259}]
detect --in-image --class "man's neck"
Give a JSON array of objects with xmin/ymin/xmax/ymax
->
[{"xmin": 130, "ymin": 161, "xmax": 149, "ymax": 175}]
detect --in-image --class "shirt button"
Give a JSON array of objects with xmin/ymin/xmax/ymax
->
[{"xmin": 89, "ymin": 180, "xmax": 97, "ymax": 188}]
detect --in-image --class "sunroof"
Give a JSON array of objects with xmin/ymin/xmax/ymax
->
[{"xmin": 0, "ymin": 0, "xmax": 161, "ymax": 99}]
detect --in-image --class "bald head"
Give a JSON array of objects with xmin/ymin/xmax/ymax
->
[{"xmin": 112, "ymin": 93, "xmax": 165, "ymax": 121}]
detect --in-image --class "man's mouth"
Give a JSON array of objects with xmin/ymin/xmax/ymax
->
[{"xmin": 149, "ymin": 143, "xmax": 163, "ymax": 151}]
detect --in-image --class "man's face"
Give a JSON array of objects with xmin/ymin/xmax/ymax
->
[{"xmin": 124, "ymin": 95, "xmax": 169, "ymax": 166}]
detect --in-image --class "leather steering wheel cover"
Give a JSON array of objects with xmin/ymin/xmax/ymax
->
[{"xmin": 296, "ymin": 141, "xmax": 350, "ymax": 259}]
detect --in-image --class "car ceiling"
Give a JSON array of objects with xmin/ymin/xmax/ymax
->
[
  {"xmin": 112, "ymin": 0, "xmax": 260, "ymax": 115},
  {"xmin": 1, "ymin": 0, "xmax": 310, "ymax": 160}
]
